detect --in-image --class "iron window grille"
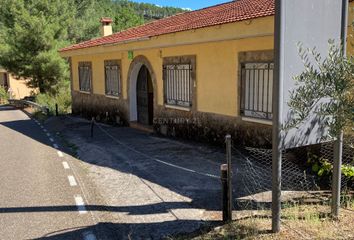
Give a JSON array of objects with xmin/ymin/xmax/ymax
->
[
  {"xmin": 104, "ymin": 60, "xmax": 121, "ymax": 96},
  {"xmin": 163, "ymin": 64, "xmax": 192, "ymax": 108},
  {"xmin": 240, "ymin": 62, "xmax": 274, "ymax": 120},
  {"xmin": 78, "ymin": 62, "xmax": 92, "ymax": 92}
]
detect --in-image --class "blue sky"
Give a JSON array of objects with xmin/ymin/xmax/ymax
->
[{"xmin": 132, "ymin": 0, "xmax": 231, "ymax": 10}]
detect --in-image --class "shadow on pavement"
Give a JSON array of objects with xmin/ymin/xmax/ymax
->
[
  {"xmin": 0, "ymin": 202, "xmax": 194, "ymax": 215},
  {"xmin": 32, "ymin": 220, "xmax": 221, "ymax": 240},
  {"xmin": 0, "ymin": 106, "xmax": 273, "ymax": 239}
]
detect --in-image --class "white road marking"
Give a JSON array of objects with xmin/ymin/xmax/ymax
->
[
  {"xmin": 83, "ymin": 232, "xmax": 97, "ymax": 240},
  {"xmin": 49, "ymin": 138, "xmax": 54, "ymax": 142},
  {"xmin": 62, "ymin": 161, "xmax": 70, "ymax": 169},
  {"xmin": 57, "ymin": 151, "xmax": 64, "ymax": 157},
  {"xmin": 46, "ymin": 133, "xmax": 51, "ymax": 137},
  {"xmin": 74, "ymin": 196, "xmax": 87, "ymax": 214},
  {"xmin": 68, "ymin": 175, "xmax": 77, "ymax": 186},
  {"xmin": 43, "ymin": 129, "xmax": 47, "ymax": 132},
  {"xmin": 53, "ymin": 144, "xmax": 59, "ymax": 149}
]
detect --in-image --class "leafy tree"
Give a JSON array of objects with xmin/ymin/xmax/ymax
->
[
  {"xmin": 0, "ymin": 0, "xmax": 187, "ymax": 94},
  {"xmin": 286, "ymin": 41, "xmax": 354, "ymax": 138},
  {"xmin": 113, "ymin": 7, "xmax": 144, "ymax": 32},
  {"xmin": 0, "ymin": 0, "xmax": 72, "ymax": 93}
]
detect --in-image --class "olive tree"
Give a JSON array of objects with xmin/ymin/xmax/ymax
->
[{"xmin": 286, "ymin": 41, "xmax": 353, "ymax": 138}]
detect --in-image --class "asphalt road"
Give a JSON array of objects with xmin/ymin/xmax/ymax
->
[{"xmin": 0, "ymin": 106, "xmax": 97, "ymax": 240}]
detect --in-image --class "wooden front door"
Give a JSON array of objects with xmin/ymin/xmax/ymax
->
[{"xmin": 136, "ymin": 65, "xmax": 153, "ymax": 125}]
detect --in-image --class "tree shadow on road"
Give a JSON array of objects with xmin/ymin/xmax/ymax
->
[{"xmin": 0, "ymin": 203, "xmax": 218, "ymax": 239}]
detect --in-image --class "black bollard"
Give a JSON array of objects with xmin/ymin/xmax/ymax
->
[
  {"xmin": 221, "ymin": 164, "xmax": 231, "ymax": 222},
  {"xmin": 55, "ymin": 103, "xmax": 58, "ymax": 116},
  {"xmin": 90, "ymin": 117, "xmax": 94, "ymax": 138}
]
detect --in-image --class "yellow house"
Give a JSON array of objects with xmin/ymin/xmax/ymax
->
[
  {"xmin": 0, "ymin": 68, "xmax": 35, "ymax": 100},
  {"xmin": 60, "ymin": 0, "xmax": 354, "ymax": 147}
]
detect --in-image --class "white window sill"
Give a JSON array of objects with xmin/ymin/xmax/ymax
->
[
  {"xmin": 165, "ymin": 104, "xmax": 191, "ymax": 112},
  {"xmin": 79, "ymin": 90, "xmax": 91, "ymax": 95},
  {"xmin": 105, "ymin": 94, "xmax": 120, "ymax": 100},
  {"xmin": 241, "ymin": 116, "xmax": 272, "ymax": 125}
]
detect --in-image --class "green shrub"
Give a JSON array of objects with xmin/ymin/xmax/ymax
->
[
  {"xmin": 0, "ymin": 86, "xmax": 9, "ymax": 104},
  {"xmin": 36, "ymin": 79, "xmax": 71, "ymax": 114},
  {"xmin": 307, "ymin": 151, "xmax": 354, "ymax": 188}
]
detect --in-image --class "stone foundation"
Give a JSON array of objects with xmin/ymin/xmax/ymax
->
[
  {"xmin": 154, "ymin": 106, "xmax": 272, "ymax": 148},
  {"xmin": 71, "ymin": 92, "xmax": 272, "ymax": 147},
  {"xmin": 72, "ymin": 91, "xmax": 129, "ymax": 125}
]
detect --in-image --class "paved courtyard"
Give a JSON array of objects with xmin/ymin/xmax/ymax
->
[{"xmin": 45, "ymin": 116, "xmax": 249, "ymax": 239}]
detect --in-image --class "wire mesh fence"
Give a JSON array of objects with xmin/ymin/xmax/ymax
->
[{"xmin": 231, "ymin": 136, "xmax": 354, "ymax": 213}]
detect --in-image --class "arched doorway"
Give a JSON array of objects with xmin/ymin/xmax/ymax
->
[
  {"xmin": 127, "ymin": 55, "xmax": 156, "ymax": 126},
  {"xmin": 136, "ymin": 65, "xmax": 154, "ymax": 125}
]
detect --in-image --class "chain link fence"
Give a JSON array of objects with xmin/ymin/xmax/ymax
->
[{"xmin": 231, "ymin": 136, "xmax": 354, "ymax": 213}]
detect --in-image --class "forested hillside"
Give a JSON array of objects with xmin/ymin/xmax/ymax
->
[
  {"xmin": 0, "ymin": 0, "xmax": 187, "ymax": 95},
  {"xmin": 116, "ymin": 0, "xmax": 188, "ymax": 21},
  {"xmin": 72, "ymin": 0, "xmax": 187, "ymax": 42}
]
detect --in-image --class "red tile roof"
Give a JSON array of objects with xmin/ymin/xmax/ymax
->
[{"xmin": 60, "ymin": 0, "xmax": 275, "ymax": 52}]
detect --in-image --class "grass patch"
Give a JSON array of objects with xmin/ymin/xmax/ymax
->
[
  {"xmin": 170, "ymin": 204, "xmax": 354, "ymax": 240},
  {"xmin": 31, "ymin": 110, "xmax": 49, "ymax": 122}
]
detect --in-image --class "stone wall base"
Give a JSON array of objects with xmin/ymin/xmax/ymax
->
[
  {"xmin": 71, "ymin": 93, "xmax": 272, "ymax": 147},
  {"xmin": 72, "ymin": 91, "xmax": 129, "ymax": 125},
  {"xmin": 154, "ymin": 106, "xmax": 272, "ymax": 148}
]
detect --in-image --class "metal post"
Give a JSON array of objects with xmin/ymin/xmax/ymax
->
[
  {"xmin": 272, "ymin": 146, "xmax": 282, "ymax": 232},
  {"xmin": 331, "ymin": 0, "xmax": 347, "ymax": 220},
  {"xmin": 272, "ymin": 0, "xmax": 283, "ymax": 233},
  {"xmin": 225, "ymin": 134, "xmax": 232, "ymax": 221},
  {"xmin": 55, "ymin": 103, "xmax": 58, "ymax": 116},
  {"xmin": 221, "ymin": 164, "xmax": 229, "ymax": 222},
  {"xmin": 90, "ymin": 117, "xmax": 94, "ymax": 138},
  {"xmin": 332, "ymin": 131, "xmax": 343, "ymax": 218}
]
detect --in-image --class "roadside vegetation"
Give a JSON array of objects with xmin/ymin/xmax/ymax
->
[
  {"xmin": 36, "ymin": 79, "xmax": 72, "ymax": 115},
  {"xmin": 170, "ymin": 203, "xmax": 354, "ymax": 240},
  {"xmin": 0, "ymin": 86, "xmax": 9, "ymax": 104}
]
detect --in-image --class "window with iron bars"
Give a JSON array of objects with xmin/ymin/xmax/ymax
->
[
  {"xmin": 163, "ymin": 64, "xmax": 192, "ymax": 108},
  {"xmin": 240, "ymin": 62, "xmax": 273, "ymax": 120},
  {"xmin": 78, "ymin": 62, "xmax": 92, "ymax": 92},
  {"xmin": 104, "ymin": 60, "xmax": 121, "ymax": 96}
]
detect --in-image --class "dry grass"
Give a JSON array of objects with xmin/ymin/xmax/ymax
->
[{"xmin": 170, "ymin": 203, "xmax": 354, "ymax": 240}]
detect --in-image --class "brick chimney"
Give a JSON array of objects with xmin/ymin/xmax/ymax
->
[{"xmin": 100, "ymin": 17, "xmax": 113, "ymax": 37}]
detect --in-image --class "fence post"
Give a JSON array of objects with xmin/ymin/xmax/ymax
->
[
  {"xmin": 332, "ymin": 131, "xmax": 343, "ymax": 219},
  {"xmin": 90, "ymin": 117, "xmax": 94, "ymax": 138},
  {"xmin": 225, "ymin": 134, "xmax": 233, "ymax": 221},
  {"xmin": 221, "ymin": 164, "xmax": 230, "ymax": 221},
  {"xmin": 55, "ymin": 103, "xmax": 58, "ymax": 116},
  {"xmin": 331, "ymin": 0, "xmax": 347, "ymax": 219}
]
